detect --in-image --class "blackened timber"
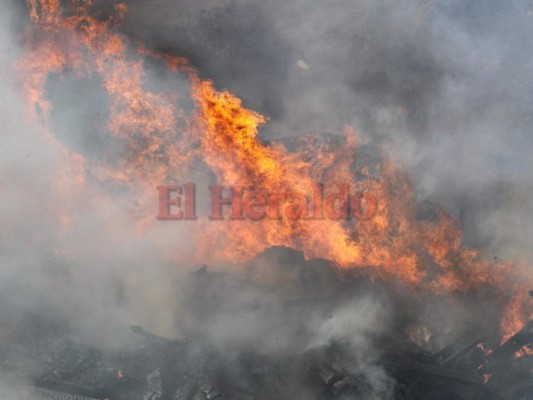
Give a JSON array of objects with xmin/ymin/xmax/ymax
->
[
  {"xmin": 415, "ymin": 374, "xmax": 478, "ymax": 399},
  {"xmin": 384, "ymin": 359, "xmax": 483, "ymax": 384},
  {"xmin": 484, "ymin": 321, "xmax": 533, "ymax": 371},
  {"xmin": 438, "ymin": 340, "xmax": 483, "ymax": 367}
]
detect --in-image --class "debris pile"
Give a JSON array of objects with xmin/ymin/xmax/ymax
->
[{"xmin": 1, "ymin": 248, "xmax": 532, "ymax": 399}]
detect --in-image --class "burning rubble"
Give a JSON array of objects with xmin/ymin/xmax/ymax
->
[
  {"xmin": 0, "ymin": 0, "xmax": 532, "ymax": 399},
  {"xmin": 2, "ymin": 247, "xmax": 533, "ymax": 399}
]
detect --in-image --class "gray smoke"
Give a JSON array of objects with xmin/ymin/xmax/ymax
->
[
  {"xmin": 123, "ymin": 0, "xmax": 533, "ymax": 260},
  {"xmin": 1, "ymin": 0, "xmax": 533, "ymax": 398}
]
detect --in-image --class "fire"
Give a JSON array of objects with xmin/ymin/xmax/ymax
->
[
  {"xmin": 515, "ymin": 345, "xmax": 533, "ymax": 359},
  {"xmin": 17, "ymin": 0, "xmax": 533, "ymax": 339},
  {"xmin": 477, "ymin": 343, "xmax": 493, "ymax": 356},
  {"xmin": 500, "ymin": 293, "xmax": 533, "ymax": 342}
]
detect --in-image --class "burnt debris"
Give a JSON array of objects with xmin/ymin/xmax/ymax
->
[{"xmin": 1, "ymin": 248, "xmax": 532, "ymax": 400}]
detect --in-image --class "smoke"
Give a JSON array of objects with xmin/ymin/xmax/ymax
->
[
  {"xmin": 1, "ymin": 0, "xmax": 532, "ymax": 398},
  {"xmin": 122, "ymin": 0, "xmax": 533, "ymax": 391},
  {"xmin": 0, "ymin": 0, "xmax": 195, "ymax": 345},
  {"xmin": 0, "ymin": 4, "xmax": 396, "ymax": 397},
  {"xmin": 307, "ymin": 298, "xmax": 396, "ymax": 399},
  {"xmin": 0, "ymin": 375, "xmax": 34, "ymax": 400},
  {"xmin": 172, "ymin": 248, "xmax": 399, "ymax": 398},
  {"xmin": 122, "ymin": 0, "xmax": 533, "ymax": 263}
]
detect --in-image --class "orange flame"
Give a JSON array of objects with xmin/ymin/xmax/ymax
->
[
  {"xmin": 18, "ymin": 0, "xmax": 533, "ymax": 339},
  {"xmin": 515, "ymin": 345, "xmax": 533, "ymax": 359}
]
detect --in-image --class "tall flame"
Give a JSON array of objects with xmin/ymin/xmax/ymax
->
[{"xmin": 18, "ymin": 0, "xmax": 533, "ymax": 340}]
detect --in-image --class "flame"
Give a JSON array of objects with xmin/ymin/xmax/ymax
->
[
  {"xmin": 477, "ymin": 343, "xmax": 493, "ymax": 357},
  {"xmin": 17, "ymin": 1, "xmax": 533, "ymax": 339},
  {"xmin": 515, "ymin": 345, "xmax": 533, "ymax": 359},
  {"xmin": 500, "ymin": 293, "xmax": 533, "ymax": 343}
]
